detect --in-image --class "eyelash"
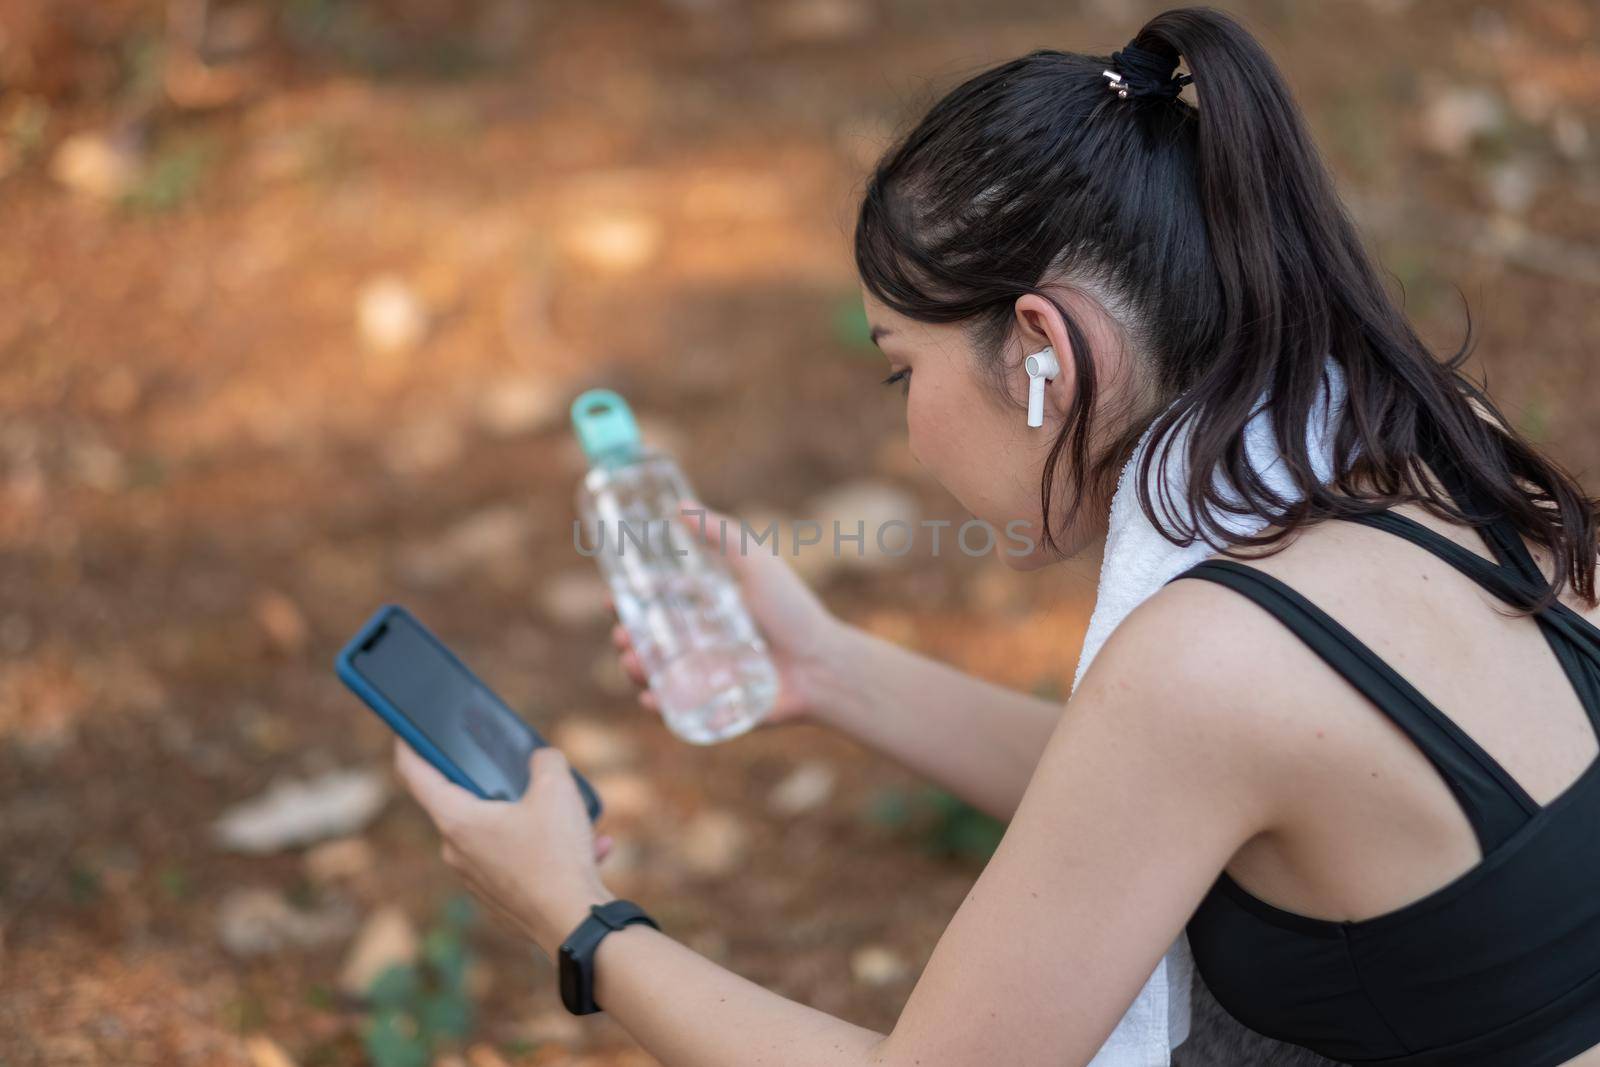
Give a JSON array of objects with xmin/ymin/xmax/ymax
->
[{"xmin": 882, "ymin": 368, "xmax": 911, "ymax": 395}]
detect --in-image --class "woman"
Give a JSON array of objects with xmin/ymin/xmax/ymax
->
[{"xmin": 393, "ymin": 7, "xmax": 1600, "ymax": 1065}]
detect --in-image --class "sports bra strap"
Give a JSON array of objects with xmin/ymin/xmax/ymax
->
[
  {"xmin": 1335, "ymin": 508, "xmax": 1600, "ymax": 742},
  {"xmin": 1415, "ymin": 413, "xmax": 1546, "ymax": 584},
  {"xmin": 1335, "ymin": 510, "xmax": 1600, "ymax": 653},
  {"xmin": 1168, "ymin": 557, "xmax": 1540, "ymax": 853}
]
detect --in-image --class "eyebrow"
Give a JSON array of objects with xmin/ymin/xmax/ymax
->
[{"xmin": 869, "ymin": 325, "xmax": 894, "ymax": 347}]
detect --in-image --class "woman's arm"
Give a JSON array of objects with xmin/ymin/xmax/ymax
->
[
  {"xmin": 807, "ymin": 621, "xmax": 1065, "ymax": 823},
  {"xmin": 400, "ymin": 584, "xmax": 1286, "ymax": 1067},
  {"xmin": 617, "ymin": 504, "xmax": 1068, "ymax": 822}
]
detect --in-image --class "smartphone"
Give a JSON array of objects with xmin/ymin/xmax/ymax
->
[{"xmin": 335, "ymin": 604, "xmax": 602, "ymax": 819}]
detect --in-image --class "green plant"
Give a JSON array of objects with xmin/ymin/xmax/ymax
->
[
  {"xmin": 156, "ymin": 863, "xmax": 190, "ymax": 901},
  {"xmin": 122, "ymin": 137, "xmax": 216, "ymax": 214},
  {"xmin": 361, "ymin": 895, "xmax": 477, "ymax": 1067},
  {"xmin": 863, "ymin": 785, "xmax": 1007, "ymax": 862},
  {"xmin": 923, "ymin": 789, "xmax": 1006, "ymax": 861},
  {"xmin": 3, "ymin": 96, "xmax": 49, "ymax": 166}
]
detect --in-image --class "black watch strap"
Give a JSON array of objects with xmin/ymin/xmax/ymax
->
[{"xmin": 558, "ymin": 899, "xmax": 660, "ymax": 1015}]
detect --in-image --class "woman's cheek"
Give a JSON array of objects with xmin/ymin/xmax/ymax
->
[{"xmin": 905, "ymin": 385, "xmax": 950, "ymax": 474}]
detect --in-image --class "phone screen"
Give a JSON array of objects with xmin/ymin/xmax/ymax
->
[{"xmin": 350, "ymin": 612, "xmax": 536, "ymax": 799}]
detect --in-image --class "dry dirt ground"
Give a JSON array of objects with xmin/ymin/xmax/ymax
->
[{"xmin": 1, "ymin": 1, "xmax": 1596, "ymax": 1065}]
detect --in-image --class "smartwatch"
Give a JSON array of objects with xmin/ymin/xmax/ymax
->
[{"xmin": 558, "ymin": 899, "xmax": 660, "ymax": 1015}]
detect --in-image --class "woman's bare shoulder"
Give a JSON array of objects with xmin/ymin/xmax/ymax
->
[{"xmin": 1076, "ymin": 564, "xmax": 1346, "ymax": 784}]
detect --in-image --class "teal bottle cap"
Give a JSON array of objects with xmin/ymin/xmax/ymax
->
[{"xmin": 571, "ymin": 388, "xmax": 642, "ymax": 463}]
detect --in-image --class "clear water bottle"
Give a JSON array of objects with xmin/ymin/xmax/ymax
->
[{"xmin": 571, "ymin": 389, "xmax": 779, "ymax": 744}]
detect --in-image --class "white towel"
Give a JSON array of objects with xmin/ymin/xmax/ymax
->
[{"xmin": 1071, "ymin": 355, "xmax": 1352, "ymax": 1066}]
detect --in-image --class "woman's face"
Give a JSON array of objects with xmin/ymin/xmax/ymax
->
[{"xmin": 860, "ymin": 284, "xmax": 1135, "ymax": 570}]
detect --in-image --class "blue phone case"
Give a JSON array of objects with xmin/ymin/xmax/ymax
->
[{"xmin": 335, "ymin": 604, "xmax": 603, "ymax": 821}]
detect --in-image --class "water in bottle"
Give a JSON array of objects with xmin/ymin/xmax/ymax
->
[{"xmin": 571, "ymin": 389, "xmax": 779, "ymax": 744}]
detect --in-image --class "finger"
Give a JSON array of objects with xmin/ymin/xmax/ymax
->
[
  {"xmin": 394, "ymin": 740, "xmax": 474, "ymax": 822},
  {"xmin": 594, "ymin": 834, "xmax": 614, "ymax": 863},
  {"xmin": 395, "ymin": 739, "xmax": 448, "ymax": 800},
  {"xmin": 620, "ymin": 648, "xmax": 647, "ymax": 687},
  {"xmin": 524, "ymin": 744, "xmax": 572, "ymax": 800},
  {"xmin": 638, "ymin": 689, "xmax": 659, "ymax": 714},
  {"xmin": 676, "ymin": 499, "xmax": 734, "ymax": 556},
  {"xmin": 610, "ymin": 622, "xmax": 630, "ymax": 651},
  {"xmin": 531, "ymin": 744, "xmax": 569, "ymax": 775}
]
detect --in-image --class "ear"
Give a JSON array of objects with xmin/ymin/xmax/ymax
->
[{"xmin": 1012, "ymin": 294, "xmax": 1079, "ymax": 425}]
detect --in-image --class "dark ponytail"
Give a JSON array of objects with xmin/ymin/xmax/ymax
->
[{"xmin": 853, "ymin": 5, "xmax": 1597, "ymax": 613}]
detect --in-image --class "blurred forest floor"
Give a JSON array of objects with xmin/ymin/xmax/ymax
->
[{"xmin": 0, "ymin": 1, "xmax": 1596, "ymax": 1065}]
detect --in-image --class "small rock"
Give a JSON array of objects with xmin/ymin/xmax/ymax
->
[
  {"xmin": 851, "ymin": 944, "xmax": 909, "ymax": 987},
  {"xmin": 539, "ymin": 570, "xmax": 611, "ymax": 629},
  {"xmin": 339, "ymin": 906, "xmax": 418, "ymax": 997},
  {"xmin": 254, "ymin": 590, "xmax": 309, "ymax": 654},
  {"xmin": 1483, "ymin": 159, "xmax": 1540, "ymax": 216},
  {"xmin": 1421, "ymin": 86, "xmax": 1504, "ymax": 158},
  {"xmin": 551, "ymin": 720, "xmax": 636, "ymax": 772},
  {"xmin": 768, "ymin": 761, "xmax": 835, "ymax": 816},
  {"xmin": 465, "ymin": 1045, "xmax": 514, "ymax": 1067},
  {"xmin": 244, "ymin": 1035, "xmax": 298, "ymax": 1067},
  {"xmin": 51, "ymin": 130, "xmax": 139, "ymax": 200},
  {"xmin": 213, "ymin": 769, "xmax": 389, "ymax": 853},
  {"xmin": 477, "ymin": 377, "xmax": 563, "ymax": 437},
  {"xmin": 356, "ymin": 275, "xmax": 428, "ymax": 356},
  {"xmin": 680, "ymin": 809, "xmax": 748, "ymax": 877},
  {"xmin": 217, "ymin": 887, "xmax": 355, "ymax": 957},
  {"xmin": 303, "ymin": 837, "xmax": 375, "ymax": 884},
  {"xmin": 561, "ymin": 211, "xmax": 663, "ymax": 273}
]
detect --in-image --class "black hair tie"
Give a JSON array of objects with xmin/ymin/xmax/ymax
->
[{"xmin": 1104, "ymin": 40, "xmax": 1192, "ymax": 102}]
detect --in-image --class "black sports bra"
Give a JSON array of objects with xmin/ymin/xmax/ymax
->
[{"xmin": 1168, "ymin": 446, "xmax": 1600, "ymax": 1066}]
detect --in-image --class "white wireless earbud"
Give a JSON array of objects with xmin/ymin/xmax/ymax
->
[{"xmin": 1024, "ymin": 346, "xmax": 1060, "ymax": 428}]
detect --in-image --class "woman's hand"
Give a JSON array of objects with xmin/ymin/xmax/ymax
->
[
  {"xmin": 611, "ymin": 501, "xmax": 846, "ymax": 727},
  {"xmin": 393, "ymin": 740, "xmax": 617, "ymax": 958}
]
